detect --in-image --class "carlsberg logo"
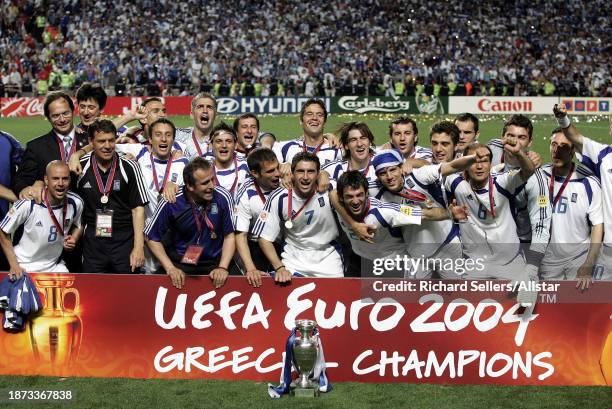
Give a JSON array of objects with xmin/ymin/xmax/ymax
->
[{"xmin": 338, "ymin": 97, "xmax": 410, "ymax": 113}]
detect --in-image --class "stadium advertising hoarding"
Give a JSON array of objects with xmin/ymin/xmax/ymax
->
[
  {"xmin": 332, "ymin": 95, "xmax": 448, "ymax": 115},
  {"xmin": 0, "ymin": 97, "xmax": 333, "ymax": 117},
  {"xmin": 448, "ymin": 96, "xmax": 612, "ymax": 115},
  {"xmin": 1, "ymin": 274, "xmax": 610, "ymax": 386}
]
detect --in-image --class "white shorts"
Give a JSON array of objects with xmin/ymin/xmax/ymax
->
[
  {"xmin": 540, "ymin": 251, "xmax": 587, "ymax": 280},
  {"xmin": 21, "ymin": 261, "xmax": 68, "ymax": 273},
  {"xmin": 464, "ymin": 251, "xmax": 527, "ymax": 281},
  {"xmin": 282, "ymin": 243, "xmax": 344, "ymax": 278},
  {"xmin": 594, "ymin": 245, "xmax": 612, "ymax": 281}
]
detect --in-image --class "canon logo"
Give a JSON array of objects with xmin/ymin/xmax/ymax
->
[{"xmin": 477, "ymin": 99, "xmax": 533, "ymax": 112}]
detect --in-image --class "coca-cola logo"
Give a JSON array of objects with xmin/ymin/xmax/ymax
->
[{"xmin": 1, "ymin": 97, "xmax": 45, "ymax": 117}]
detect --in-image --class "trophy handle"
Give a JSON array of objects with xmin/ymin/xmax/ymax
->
[{"xmin": 62, "ymin": 288, "xmax": 80, "ymax": 311}]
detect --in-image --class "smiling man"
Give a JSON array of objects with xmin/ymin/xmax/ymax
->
[
  {"xmin": 145, "ymin": 157, "xmax": 237, "ymax": 289},
  {"xmin": 253, "ymin": 152, "xmax": 343, "ymax": 281},
  {"xmin": 0, "ymin": 161, "xmax": 83, "ymax": 278},
  {"xmin": 14, "ymin": 91, "xmax": 90, "ymax": 201},
  {"xmin": 75, "ymin": 82, "xmax": 107, "ymax": 135},
  {"xmin": 76, "ymin": 120, "xmax": 148, "ymax": 274}
]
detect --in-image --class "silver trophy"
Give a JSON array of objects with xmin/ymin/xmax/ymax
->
[{"xmin": 290, "ymin": 319, "xmax": 320, "ymax": 398}]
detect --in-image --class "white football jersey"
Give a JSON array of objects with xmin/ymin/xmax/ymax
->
[
  {"xmin": 116, "ymin": 144, "xmax": 187, "ymax": 221},
  {"xmin": 0, "ymin": 192, "xmax": 83, "ymax": 272},
  {"xmin": 541, "ymin": 163, "xmax": 603, "ymax": 265},
  {"xmin": 378, "ymin": 164, "xmax": 459, "ymax": 257},
  {"xmin": 337, "ymin": 198, "xmax": 421, "ymax": 260},
  {"xmin": 177, "ymin": 127, "xmax": 211, "ymax": 159},
  {"xmin": 253, "ymin": 188, "xmax": 339, "ymax": 250},
  {"xmin": 274, "ymin": 138, "xmax": 340, "ymax": 166},
  {"xmin": 235, "ymin": 177, "xmax": 274, "ymax": 241},
  {"xmin": 202, "ymin": 153, "xmax": 250, "ymax": 197},
  {"xmin": 322, "ymin": 158, "xmax": 380, "ymax": 197},
  {"xmin": 408, "ymin": 145, "xmax": 433, "ymax": 162},
  {"xmin": 579, "ymin": 137, "xmax": 612, "ymax": 246},
  {"xmin": 446, "ymin": 170, "xmax": 525, "ymax": 263}
]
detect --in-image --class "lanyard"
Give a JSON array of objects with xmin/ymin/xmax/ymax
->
[
  {"xmin": 392, "ymin": 188, "xmax": 428, "ymax": 203},
  {"xmin": 549, "ymin": 163, "xmax": 574, "ymax": 207},
  {"xmin": 213, "ymin": 156, "xmax": 239, "ymax": 193},
  {"xmin": 192, "ymin": 132, "xmax": 206, "ymax": 157},
  {"xmin": 43, "ymin": 190, "xmax": 67, "ymax": 236},
  {"xmin": 150, "ymin": 154, "xmax": 173, "ymax": 193},
  {"xmin": 56, "ymin": 135, "xmax": 77, "ymax": 163},
  {"xmin": 92, "ymin": 154, "xmax": 118, "ymax": 201},
  {"xmin": 253, "ymin": 180, "xmax": 267, "ymax": 204},
  {"xmin": 287, "ymin": 189, "xmax": 315, "ymax": 221},
  {"xmin": 348, "ymin": 159, "xmax": 372, "ymax": 177},
  {"xmin": 302, "ymin": 139, "xmax": 325, "ymax": 155},
  {"xmin": 471, "ymin": 175, "xmax": 496, "ymax": 218},
  {"xmin": 190, "ymin": 202, "xmax": 216, "ymax": 241}
]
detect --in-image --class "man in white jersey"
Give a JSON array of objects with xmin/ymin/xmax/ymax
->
[
  {"xmin": 388, "ymin": 116, "xmax": 433, "ymax": 162},
  {"xmin": 235, "ymin": 148, "xmax": 281, "ymax": 287},
  {"xmin": 254, "ymin": 152, "xmax": 343, "ymax": 281},
  {"xmin": 232, "ymin": 114, "xmax": 275, "ymax": 160},
  {"xmin": 488, "ymin": 114, "xmax": 542, "ymax": 168},
  {"xmin": 540, "ymin": 128, "xmax": 603, "ymax": 288},
  {"xmin": 176, "ymin": 93, "xmax": 217, "ymax": 159},
  {"xmin": 336, "ymin": 170, "xmax": 423, "ymax": 277},
  {"xmin": 321, "ymin": 121, "xmax": 378, "ymax": 196},
  {"xmin": 202, "ymin": 123, "xmax": 250, "ymax": 197},
  {"xmin": 274, "ymin": 99, "xmax": 340, "ymax": 175},
  {"xmin": 553, "ymin": 104, "xmax": 611, "ymax": 280},
  {"xmin": 373, "ymin": 134, "xmax": 488, "ymax": 279},
  {"xmin": 0, "ymin": 161, "xmax": 83, "ymax": 277},
  {"xmin": 445, "ymin": 141, "xmax": 535, "ymax": 280}
]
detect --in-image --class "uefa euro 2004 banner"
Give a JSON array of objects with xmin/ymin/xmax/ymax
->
[{"xmin": 0, "ymin": 274, "xmax": 610, "ymax": 386}]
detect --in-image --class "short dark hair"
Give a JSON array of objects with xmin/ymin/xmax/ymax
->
[
  {"xmin": 337, "ymin": 170, "xmax": 368, "ymax": 198},
  {"xmin": 338, "ymin": 122, "xmax": 375, "ymax": 160},
  {"xmin": 233, "ymin": 113, "xmax": 260, "ymax": 133},
  {"xmin": 149, "ymin": 118, "xmax": 176, "ymax": 140},
  {"xmin": 183, "ymin": 157, "xmax": 212, "ymax": 187},
  {"xmin": 88, "ymin": 119, "xmax": 117, "ymax": 140},
  {"xmin": 291, "ymin": 151, "xmax": 320, "ymax": 173},
  {"xmin": 247, "ymin": 147, "xmax": 277, "ymax": 173},
  {"xmin": 389, "ymin": 116, "xmax": 418, "ymax": 137},
  {"xmin": 430, "ymin": 121, "xmax": 460, "ymax": 145},
  {"xmin": 502, "ymin": 114, "xmax": 533, "ymax": 140},
  {"xmin": 299, "ymin": 98, "xmax": 327, "ymax": 122},
  {"xmin": 142, "ymin": 97, "xmax": 163, "ymax": 108},
  {"xmin": 550, "ymin": 127, "xmax": 565, "ymax": 136},
  {"xmin": 454, "ymin": 113, "xmax": 479, "ymax": 132},
  {"xmin": 210, "ymin": 122, "xmax": 237, "ymax": 142},
  {"xmin": 44, "ymin": 91, "xmax": 74, "ymax": 119},
  {"xmin": 76, "ymin": 82, "xmax": 107, "ymax": 110},
  {"xmin": 463, "ymin": 142, "xmax": 492, "ymax": 161}
]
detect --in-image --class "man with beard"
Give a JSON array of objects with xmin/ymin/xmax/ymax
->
[
  {"xmin": 235, "ymin": 148, "xmax": 281, "ymax": 287},
  {"xmin": 0, "ymin": 161, "xmax": 83, "ymax": 277},
  {"xmin": 76, "ymin": 120, "xmax": 148, "ymax": 274},
  {"xmin": 540, "ymin": 128, "xmax": 603, "ymax": 289},
  {"xmin": 14, "ymin": 91, "xmax": 90, "ymax": 202},
  {"xmin": 253, "ymin": 152, "xmax": 343, "ymax": 281},
  {"xmin": 176, "ymin": 93, "xmax": 217, "ymax": 158},
  {"xmin": 145, "ymin": 157, "xmax": 237, "ymax": 289},
  {"xmin": 202, "ymin": 123, "xmax": 250, "ymax": 197}
]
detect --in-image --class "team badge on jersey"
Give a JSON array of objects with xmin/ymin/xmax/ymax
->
[
  {"xmin": 171, "ymin": 173, "xmax": 178, "ymax": 183},
  {"xmin": 113, "ymin": 180, "xmax": 121, "ymax": 191},
  {"xmin": 537, "ymin": 195, "xmax": 548, "ymax": 207},
  {"xmin": 400, "ymin": 205, "xmax": 413, "ymax": 216},
  {"xmin": 35, "ymin": 221, "xmax": 43, "ymax": 227},
  {"xmin": 571, "ymin": 193, "xmax": 578, "ymax": 203},
  {"xmin": 259, "ymin": 211, "xmax": 268, "ymax": 220},
  {"xmin": 318, "ymin": 197, "xmax": 325, "ymax": 207},
  {"xmin": 406, "ymin": 179, "xmax": 415, "ymax": 188}
]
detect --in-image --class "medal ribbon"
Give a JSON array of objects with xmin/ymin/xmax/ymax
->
[
  {"xmin": 549, "ymin": 163, "xmax": 574, "ymax": 207},
  {"xmin": 43, "ymin": 190, "xmax": 67, "ymax": 236},
  {"xmin": 92, "ymin": 154, "xmax": 118, "ymax": 198},
  {"xmin": 150, "ymin": 154, "xmax": 173, "ymax": 193},
  {"xmin": 56, "ymin": 135, "xmax": 77, "ymax": 163},
  {"xmin": 393, "ymin": 188, "xmax": 428, "ymax": 203},
  {"xmin": 192, "ymin": 131, "xmax": 205, "ymax": 157},
  {"xmin": 348, "ymin": 159, "xmax": 372, "ymax": 177},
  {"xmin": 213, "ymin": 156, "xmax": 239, "ymax": 193},
  {"xmin": 190, "ymin": 203, "xmax": 216, "ymax": 241},
  {"xmin": 253, "ymin": 180, "xmax": 267, "ymax": 204},
  {"xmin": 302, "ymin": 139, "xmax": 325, "ymax": 155},
  {"xmin": 287, "ymin": 189, "xmax": 315, "ymax": 222}
]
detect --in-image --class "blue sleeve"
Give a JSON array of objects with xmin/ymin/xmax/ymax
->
[{"xmin": 144, "ymin": 201, "xmax": 171, "ymax": 241}]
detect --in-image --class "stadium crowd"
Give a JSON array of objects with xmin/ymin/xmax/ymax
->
[
  {"xmin": 0, "ymin": 0, "xmax": 610, "ymax": 97},
  {"xmin": 0, "ymin": 86, "xmax": 610, "ymax": 303}
]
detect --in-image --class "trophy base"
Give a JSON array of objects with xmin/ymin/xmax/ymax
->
[{"xmin": 290, "ymin": 383, "xmax": 320, "ymax": 398}]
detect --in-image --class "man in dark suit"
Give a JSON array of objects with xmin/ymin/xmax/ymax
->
[{"xmin": 13, "ymin": 91, "xmax": 90, "ymax": 202}]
